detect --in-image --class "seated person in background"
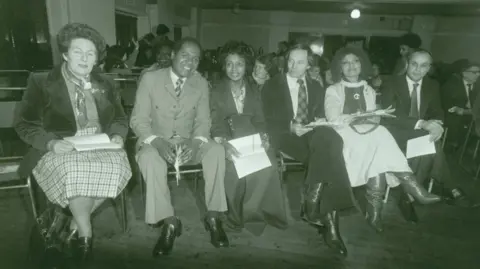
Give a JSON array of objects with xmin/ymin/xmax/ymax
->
[
  {"xmin": 130, "ymin": 37, "xmax": 229, "ymax": 257},
  {"xmin": 392, "ymin": 33, "xmax": 422, "ymax": 75},
  {"xmin": 102, "ymin": 39, "xmax": 139, "ymax": 73},
  {"xmin": 382, "ymin": 49, "xmax": 477, "ymax": 220},
  {"xmin": 324, "ymin": 47, "xmax": 440, "ymax": 234},
  {"xmin": 441, "ymin": 60, "xmax": 480, "ymax": 151},
  {"xmin": 307, "ymin": 55, "xmax": 325, "ymax": 88},
  {"xmin": 14, "ymin": 23, "xmax": 132, "ymax": 264},
  {"xmin": 252, "ymin": 53, "xmax": 278, "ymax": 89},
  {"xmin": 140, "ymin": 40, "xmax": 173, "ymax": 78},
  {"xmin": 210, "ymin": 41, "xmax": 288, "ymax": 233},
  {"xmin": 262, "ymin": 43, "xmax": 353, "ymax": 256}
]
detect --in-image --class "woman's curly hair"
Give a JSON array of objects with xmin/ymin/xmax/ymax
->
[
  {"xmin": 218, "ymin": 40, "xmax": 255, "ymax": 77},
  {"xmin": 330, "ymin": 46, "xmax": 373, "ymax": 83},
  {"xmin": 57, "ymin": 23, "xmax": 107, "ymax": 62}
]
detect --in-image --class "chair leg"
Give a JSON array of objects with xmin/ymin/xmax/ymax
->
[
  {"xmin": 26, "ymin": 176, "xmax": 38, "ymax": 221},
  {"xmin": 441, "ymin": 128, "xmax": 448, "ymax": 150},
  {"xmin": 474, "ymin": 140, "xmax": 480, "ymax": 160},
  {"xmin": 120, "ymin": 192, "xmax": 127, "ymax": 233},
  {"xmin": 459, "ymin": 121, "xmax": 473, "ymax": 165}
]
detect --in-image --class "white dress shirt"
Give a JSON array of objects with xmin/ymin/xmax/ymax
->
[
  {"xmin": 405, "ymin": 76, "xmax": 424, "ymax": 130},
  {"xmin": 286, "ymin": 74, "xmax": 308, "ymax": 117},
  {"xmin": 463, "ymin": 80, "xmax": 473, "ymax": 108}
]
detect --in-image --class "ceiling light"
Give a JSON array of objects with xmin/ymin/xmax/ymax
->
[{"xmin": 350, "ymin": 9, "xmax": 361, "ymax": 19}]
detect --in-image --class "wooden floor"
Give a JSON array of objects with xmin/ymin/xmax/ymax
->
[{"xmin": 1, "ymin": 153, "xmax": 480, "ymax": 269}]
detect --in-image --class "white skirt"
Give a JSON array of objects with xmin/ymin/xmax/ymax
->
[{"xmin": 334, "ymin": 124, "xmax": 411, "ymax": 187}]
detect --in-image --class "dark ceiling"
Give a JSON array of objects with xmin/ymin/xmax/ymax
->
[{"xmin": 181, "ymin": 0, "xmax": 480, "ymax": 16}]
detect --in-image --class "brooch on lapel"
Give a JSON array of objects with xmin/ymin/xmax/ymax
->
[{"xmin": 353, "ymin": 93, "xmax": 360, "ymax": 100}]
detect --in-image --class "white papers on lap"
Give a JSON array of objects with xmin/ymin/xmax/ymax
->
[
  {"xmin": 228, "ymin": 134, "xmax": 272, "ymax": 178},
  {"xmin": 406, "ymin": 135, "xmax": 436, "ymax": 159},
  {"xmin": 63, "ymin": 133, "xmax": 121, "ymax": 151}
]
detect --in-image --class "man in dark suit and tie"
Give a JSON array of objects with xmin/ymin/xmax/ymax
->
[
  {"xmin": 441, "ymin": 61, "xmax": 480, "ymax": 151},
  {"xmin": 262, "ymin": 43, "xmax": 353, "ymax": 256},
  {"xmin": 382, "ymin": 49, "xmax": 475, "ymax": 223}
]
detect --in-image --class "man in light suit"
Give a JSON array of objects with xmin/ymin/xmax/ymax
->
[{"xmin": 130, "ymin": 37, "xmax": 229, "ymax": 256}]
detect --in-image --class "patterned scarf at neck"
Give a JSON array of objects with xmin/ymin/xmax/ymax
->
[
  {"xmin": 61, "ymin": 63, "xmax": 93, "ymax": 128},
  {"xmin": 230, "ymin": 80, "xmax": 246, "ymax": 114}
]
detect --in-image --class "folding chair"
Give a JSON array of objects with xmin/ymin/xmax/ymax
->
[
  {"xmin": 0, "ymin": 157, "xmax": 38, "ymax": 220},
  {"xmin": 459, "ymin": 119, "xmax": 480, "ymax": 180},
  {"xmin": 277, "ymin": 151, "xmax": 305, "ymax": 182}
]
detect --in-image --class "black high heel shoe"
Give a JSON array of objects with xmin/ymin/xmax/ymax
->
[{"xmin": 396, "ymin": 174, "xmax": 442, "ymax": 204}]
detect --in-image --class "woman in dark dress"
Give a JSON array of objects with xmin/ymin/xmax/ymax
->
[{"xmin": 210, "ymin": 41, "xmax": 288, "ymax": 233}]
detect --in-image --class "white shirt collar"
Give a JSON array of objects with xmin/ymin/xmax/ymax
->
[
  {"xmin": 406, "ymin": 75, "xmax": 423, "ymax": 90},
  {"xmin": 286, "ymin": 74, "xmax": 306, "ymax": 85},
  {"xmin": 170, "ymin": 68, "xmax": 185, "ymax": 86}
]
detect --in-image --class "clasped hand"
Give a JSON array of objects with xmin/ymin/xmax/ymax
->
[
  {"xmin": 152, "ymin": 138, "xmax": 195, "ymax": 165},
  {"xmin": 420, "ymin": 120, "xmax": 444, "ymax": 142},
  {"xmin": 290, "ymin": 122, "xmax": 313, "ymax": 137}
]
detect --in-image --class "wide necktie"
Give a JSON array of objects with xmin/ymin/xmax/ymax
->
[
  {"xmin": 467, "ymin": 84, "xmax": 473, "ymax": 107},
  {"xmin": 294, "ymin": 79, "xmax": 308, "ymax": 125},
  {"xmin": 409, "ymin": 83, "xmax": 419, "ymax": 118},
  {"xmin": 175, "ymin": 78, "xmax": 184, "ymax": 97}
]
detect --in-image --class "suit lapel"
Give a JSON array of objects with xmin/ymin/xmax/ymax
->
[
  {"xmin": 45, "ymin": 67, "xmax": 76, "ymax": 127},
  {"xmin": 280, "ymin": 75, "xmax": 294, "ymax": 118},
  {"xmin": 306, "ymin": 77, "xmax": 318, "ymax": 118},
  {"xmin": 419, "ymin": 79, "xmax": 430, "ymax": 117},
  {"xmin": 242, "ymin": 82, "xmax": 256, "ymax": 115},
  {"xmin": 397, "ymin": 76, "xmax": 412, "ymax": 115},
  {"xmin": 90, "ymin": 72, "xmax": 114, "ymax": 126},
  {"xmin": 163, "ymin": 69, "xmax": 178, "ymax": 99}
]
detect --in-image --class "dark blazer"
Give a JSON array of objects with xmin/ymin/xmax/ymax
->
[
  {"xmin": 261, "ymin": 74, "xmax": 325, "ymax": 147},
  {"xmin": 382, "ymin": 75, "xmax": 444, "ymax": 129},
  {"xmin": 14, "ymin": 65, "xmax": 128, "ymax": 177},
  {"xmin": 381, "ymin": 75, "xmax": 444, "ymax": 148},
  {"xmin": 441, "ymin": 74, "xmax": 479, "ymax": 111},
  {"xmin": 210, "ymin": 79, "xmax": 265, "ymax": 139}
]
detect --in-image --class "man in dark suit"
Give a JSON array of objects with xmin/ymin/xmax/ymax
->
[
  {"xmin": 382, "ymin": 49, "xmax": 474, "ymax": 223},
  {"xmin": 441, "ymin": 61, "xmax": 480, "ymax": 151},
  {"xmin": 262, "ymin": 43, "xmax": 352, "ymax": 256}
]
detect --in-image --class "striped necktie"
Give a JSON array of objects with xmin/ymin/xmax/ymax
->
[{"xmin": 175, "ymin": 78, "xmax": 184, "ymax": 97}]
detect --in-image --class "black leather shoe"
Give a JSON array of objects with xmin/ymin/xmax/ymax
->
[
  {"xmin": 445, "ymin": 188, "xmax": 480, "ymax": 208},
  {"xmin": 320, "ymin": 211, "xmax": 347, "ymax": 256},
  {"xmin": 398, "ymin": 193, "xmax": 419, "ymax": 223},
  {"xmin": 204, "ymin": 215, "xmax": 229, "ymax": 248},
  {"xmin": 300, "ymin": 183, "xmax": 324, "ymax": 227},
  {"xmin": 152, "ymin": 218, "xmax": 182, "ymax": 257}
]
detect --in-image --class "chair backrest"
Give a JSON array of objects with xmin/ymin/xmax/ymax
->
[{"xmin": 0, "ymin": 101, "xmax": 19, "ymax": 128}]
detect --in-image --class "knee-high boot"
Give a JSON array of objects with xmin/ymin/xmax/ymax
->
[
  {"xmin": 395, "ymin": 173, "xmax": 442, "ymax": 204},
  {"xmin": 301, "ymin": 183, "xmax": 324, "ymax": 227},
  {"xmin": 320, "ymin": 211, "xmax": 347, "ymax": 256},
  {"xmin": 365, "ymin": 174, "xmax": 387, "ymax": 233}
]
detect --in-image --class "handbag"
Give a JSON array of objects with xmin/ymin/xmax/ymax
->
[
  {"xmin": 348, "ymin": 116, "xmax": 381, "ymax": 135},
  {"xmin": 226, "ymin": 114, "xmax": 257, "ymax": 139}
]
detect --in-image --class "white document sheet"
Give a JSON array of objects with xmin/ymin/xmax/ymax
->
[
  {"xmin": 63, "ymin": 133, "xmax": 121, "ymax": 152},
  {"xmin": 228, "ymin": 134, "xmax": 272, "ymax": 178},
  {"xmin": 406, "ymin": 135, "xmax": 436, "ymax": 159}
]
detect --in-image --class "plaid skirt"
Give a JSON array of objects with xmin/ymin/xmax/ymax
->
[{"xmin": 32, "ymin": 129, "xmax": 132, "ymax": 207}]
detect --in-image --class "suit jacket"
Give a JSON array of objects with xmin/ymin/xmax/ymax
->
[
  {"xmin": 210, "ymin": 79, "xmax": 265, "ymax": 139},
  {"xmin": 261, "ymin": 74, "xmax": 325, "ymax": 147},
  {"xmin": 441, "ymin": 74, "xmax": 479, "ymax": 111},
  {"xmin": 130, "ymin": 68, "xmax": 211, "ymax": 143},
  {"xmin": 14, "ymin": 66, "xmax": 128, "ymax": 177},
  {"xmin": 381, "ymin": 75, "xmax": 444, "ymax": 147}
]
